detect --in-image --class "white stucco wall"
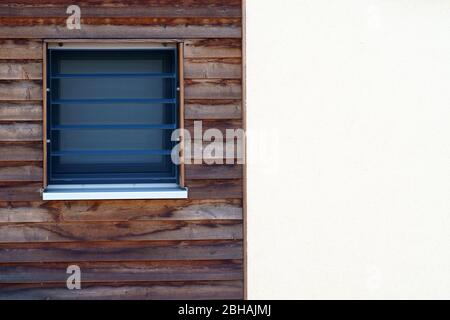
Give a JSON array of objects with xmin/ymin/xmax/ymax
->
[{"xmin": 246, "ymin": 0, "xmax": 450, "ymax": 299}]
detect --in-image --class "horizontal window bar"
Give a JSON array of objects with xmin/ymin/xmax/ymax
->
[
  {"xmin": 51, "ymin": 98, "xmax": 177, "ymax": 105},
  {"xmin": 51, "ymin": 124, "xmax": 177, "ymax": 130},
  {"xmin": 51, "ymin": 150, "xmax": 173, "ymax": 156},
  {"xmin": 51, "ymin": 73, "xmax": 176, "ymax": 79}
]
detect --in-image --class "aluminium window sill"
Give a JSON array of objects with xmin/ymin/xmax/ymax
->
[{"xmin": 42, "ymin": 183, "xmax": 188, "ymax": 201}]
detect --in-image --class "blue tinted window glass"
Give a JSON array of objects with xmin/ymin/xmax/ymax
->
[{"xmin": 47, "ymin": 49, "xmax": 178, "ymax": 185}]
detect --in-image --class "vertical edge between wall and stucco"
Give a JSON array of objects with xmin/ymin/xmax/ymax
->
[{"xmin": 242, "ymin": 0, "xmax": 248, "ymax": 301}]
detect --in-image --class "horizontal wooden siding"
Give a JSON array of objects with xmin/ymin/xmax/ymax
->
[{"xmin": 0, "ymin": 0, "xmax": 244, "ymax": 300}]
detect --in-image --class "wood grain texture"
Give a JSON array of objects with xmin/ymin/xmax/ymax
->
[
  {"xmin": 185, "ymin": 119, "xmax": 244, "ymax": 157},
  {"xmin": 0, "ymin": 102, "xmax": 42, "ymax": 121},
  {"xmin": 186, "ymin": 164, "xmax": 242, "ymax": 180},
  {"xmin": 0, "ymin": 61, "xmax": 42, "ymax": 80},
  {"xmin": 185, "ymin": 58, "xmax": 241, "ymax": 79},
  {"xmin": 0, "ymin": 260, "xmax": 243, "ymax": 282},
  {"xmin": 185, "ymin": 79, "xmax": 241, "ymax": 99},
  {"xmin": 0, "ymin": 240, "xmax": 243, "ymax": 262},
  {"xmin": 0, "ymin": 280, "xmax": 244, "ymax": 300},
  {"xmin": 0, "ymin": 123, "xmax": 42, "ymax": 141},
  {"xmin": 0, "ymin": 163, "xmax": 42, "ymax": 182},
  {"xmin": 0, "ymin": 1, "xmax": 241, "ymax": 18},
  {"xmin": 0, "ymin": 0, "xmax": 241, "ymax": 5},
  {"xmin": 0, "ymin": 220, "xmax": 243, "ymax": 242},
  {"xmin": 0, "ymin": 24, "xmax": 241, "ymax": 39},
  {"xmin": 185, "ymin": 100, "xmax": 242, "ymax": 120},
  {"xmin": 186, "ymin": 179, "xmax": 243, "ymax": 199},
  {"xmin": 189, "ymin": 141, "xmax": 244, "ymax": 163},
  {"xmin": 0, "ymin": 7, "xmax": 239, "ymax": 18},
  {"xmin": 184, "ymin": 39, "xmax": 242, "ymax": 58},
  {"xmin": 0, "ymin": 81, "xmax": 41, "ymax": 100},
  {"xmin": 0, "ymin": 179, "xmax": 244, "ymax": 202},
  {"xmin": 0, "ymin": 182, "xmax": 42, "ymax": 201},
  {"xmin": 0, "ymin": 199, "xmax": 243, "ymax": 222},
  {"xmin": 0, "ymin": 39, "xmax": 42, "ymax": 59},
  {"xmin": 0, "ymin": 17, "xmax": 240, "ymax": 26},
  {"xmin": 0, "ymin": 143, "xmax": 43, "ymax": 161},
  {"xmin": 186, "ymin": 119, "xmax": 243, "ymax": 134}
]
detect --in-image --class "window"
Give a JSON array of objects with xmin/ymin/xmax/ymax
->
[{"xmin": 43, "ymin": 43, "xmax": 187, "ymax": 200}]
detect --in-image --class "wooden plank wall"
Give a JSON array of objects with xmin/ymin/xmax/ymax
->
[{"xmin": 0, "ymin": 0, "xmax": 243, "ymax": 300}]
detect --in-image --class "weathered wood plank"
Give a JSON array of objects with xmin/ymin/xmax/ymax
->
[
  {"xmin": 185, "ymin": 79, "xmax": 241, "ymax": 99},
  {"xmin": 0, "ymin": 169, "xmax": 244, "ymax": 200},
  {"xmin": 0, "ymin": 17, "xmax": 240, "ymax": 27},
  {"xmin": 0, "ymin": 123, "xmax": 42, "ymax": 141},
  {"xmin": 0, "ymin": 40, "xmax": 42, "ymax": 59},
  {"xmin": 0, "ymin": 81, "xmax": 41, "ymax": 100},
  {"xmin": 0, "ymin": 1, "xmax": 241, "ymax": 18},
  {"xmin": 0, "ymin": 24, "xmax": 241, "ymax": 39},
  {"xmin": 185, "ymin": 58, "xmax": 241, "ymax": 79},
  {"xmin": 0, "ymin": 163, "xmax": 42, "ymax": 182},
  {"xmin": 186, "ymin": 119, "xmax": 243, "ymax": 135},
  {"xmin": 0, "ymin": 179, "xmax": 244, "ymax": 202},
  {"xmin": 0, "ymin": 280, "xmax": 244, "ymax": 300},
  {"xmin": 0, "ymin": 220, "xmax": 243, "ymax": 242},
  {"xmin": 0, "ymin": 61, "xmax": 41, "ymax": 80},
  {"xmin": 185, "ymin": 100, "xmax": 242, "ymax": 120},
  {"xmin": 0, "ymin": 199, "xmax": 243, "ymax": 223},
  {"xmin": 184, "ymin": 39, "xmax": 242, "ymax": 58},
  {"xmin": 187, "ymin": 179, "xmax": 243, "ymax": 200},
  {"xmin": 0, "ymin": 143, "xmax": 42, "ymax": 161},
  {"xmin": 190, "ymin": 141, "xmax": 244, "ymax": 162},
  {"xmin": 0, "ymin": 102, "xmax": 42, "ymax": 121},
  {"xmin": 0, "ymin": 260, "xmax": 243, "ymax": 283},
  {"xmin": 0, "ymin": 240, "xmax": 243, "ymax": 262},
  {"xmin": 185, "ymin": 120, "xmax": 244, "ymax": 161},
  {"xmin": 186, "ymin": 165, "xmax": 242, "ymax": 180},
  {"xmin": 0, "ymin": 0, "xmax": 241, "ymax": 4},
  {"xmin": 0, "ymin": 182, "xmax": 42, "ymax": 201}
]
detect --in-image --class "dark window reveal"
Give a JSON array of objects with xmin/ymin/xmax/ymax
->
[{"xmin": 47, "ymin": 49, "xmax": 179, "ymax": 185}]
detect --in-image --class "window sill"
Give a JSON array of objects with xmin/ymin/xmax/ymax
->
[{"xmin": 42, "ymin": 184, "xmax": 188, "ymax": 201}]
